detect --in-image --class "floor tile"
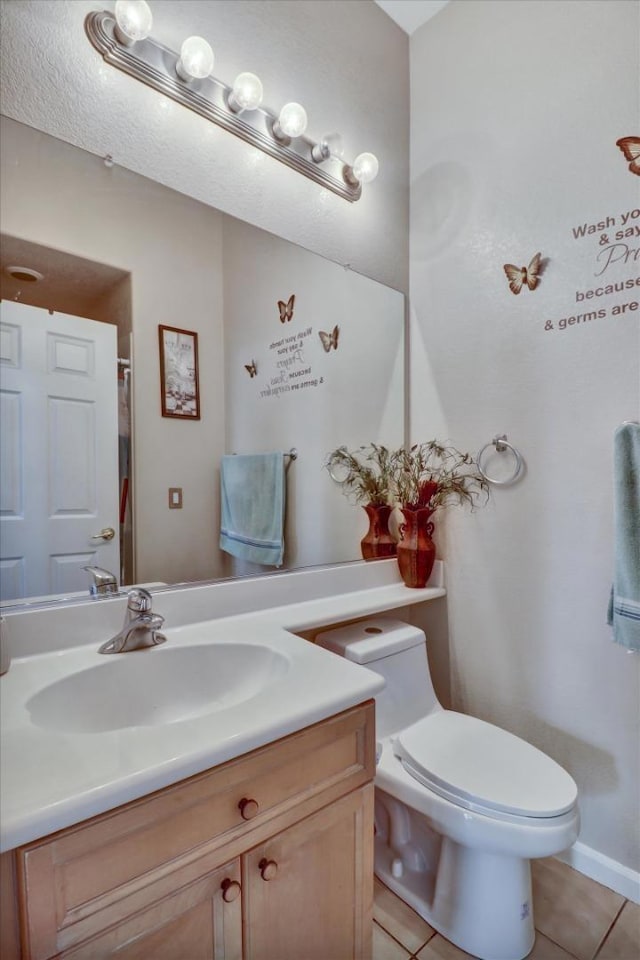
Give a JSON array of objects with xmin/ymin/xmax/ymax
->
[
  {"xmin": 415, "ymin": 933, "xmax": 476, "ymax": 959},
  {"xmin": 415, "ymin": 931, "xmax": 576, "ymax": 960},
  {"xmin": 374, "ymin": 879, "xmax": 435, "ymax": 954},
  {"xmin": 531, "ymin": 858, "xmax": 625, "ymax": 960},
  {"xmin": 527, "ymin": 932, "xmax": 583, "ymax": 959},
  {"xmin": 373, "ymin": 920, "xmax": 414, "ymax": 960},
  {"xmin": 595, "ymin": 900, "xmax": 640, "ymax": 959}
]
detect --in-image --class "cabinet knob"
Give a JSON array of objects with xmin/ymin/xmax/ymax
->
[
  {"xmin": 258, "ymin": 857, "xmax": 278, "ymax": 881},
  {"xmin": 221, "ymin": 878, "xmax": 242, "ymax": 903},
  {"xmin": 238, "ymin": 797, "xmax": 259, "ymax": 820}
]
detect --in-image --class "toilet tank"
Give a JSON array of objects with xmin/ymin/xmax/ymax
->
[{"xmin": 315, "ymin": 618, "xmax": 442, "ymax": 738}]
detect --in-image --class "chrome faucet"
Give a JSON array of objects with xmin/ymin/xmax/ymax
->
[
  {"xmin": 84, "ymin": 565, "xmax": 119, "ymax": 597},
  {"xmin": 98, "ymin": 588, "xmax": 167, "ymax": 654}
]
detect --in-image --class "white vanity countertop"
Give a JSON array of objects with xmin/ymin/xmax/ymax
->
[{"xmin": 0, "ymin": 574, "xmax": 445, "ymax": 852}]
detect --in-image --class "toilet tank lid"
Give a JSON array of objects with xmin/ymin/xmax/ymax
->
[{"xmin": 315, "ymin": 618, "xmax": 425, "ymax": 664}]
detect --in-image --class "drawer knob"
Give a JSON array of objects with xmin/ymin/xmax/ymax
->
[
  {"xmin": 258, "ymin": 857, "xmax": 278, "ymax": 881},
  {"xmin": 221, "ymin": 878, "xmax": 242, "ymax": 903},
  {"xmin": 238, "ymin": 797, "xmax": 260, "ymax": 820}
]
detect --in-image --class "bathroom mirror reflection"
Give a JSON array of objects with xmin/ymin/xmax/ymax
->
[{"xmin": 0, "ymin": 117, "xmax": 405, "ymax": 606}]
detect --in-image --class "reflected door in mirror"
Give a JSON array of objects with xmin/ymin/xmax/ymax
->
[{"xmin": 0, "ymin": 302, "xmax": 120, "ymax": 600}]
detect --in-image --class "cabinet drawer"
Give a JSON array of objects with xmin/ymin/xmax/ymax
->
[
  {"xmin": 17, "ymin": 701, "xmax": 374, "ymax": 959},
  {"xmin": 57, "ymin": 858, "xmax": 242, "ymax": 960}
]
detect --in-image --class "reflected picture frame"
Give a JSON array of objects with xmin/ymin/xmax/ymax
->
[{"xmin": 158, "ymin": 324, "xmax": 200, "ymax": 420}]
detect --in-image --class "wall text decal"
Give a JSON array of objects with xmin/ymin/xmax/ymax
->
[
  {"xmin": 543, "ymin": 204, "xmax": 640, "ymax": 333},
  {"xmin": 259, "ymin": 326, "xmax": 326, "ymax": 399}
]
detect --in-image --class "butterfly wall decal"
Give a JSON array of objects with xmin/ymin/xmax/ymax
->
[
  {"xmin": 278, "ymin": 294, "xmax": 295, "ymax": 323},
  {"xmin": 244, "ymin": 360, "xmax": 257, "ymax": 378},
  {"xmin": 615, "ymin": 137, "xmax": 640, "ymax": 176},
  {"xmin": 318, "ymin": 325, "xmax": 339, "ymax": 352},
  {"xmin": 503, "ymin": 252, "xmax": 542, "ymax": 295}
]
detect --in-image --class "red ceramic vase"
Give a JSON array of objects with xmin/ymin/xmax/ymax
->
[
  {"xmin": 360, "ymin": 504, "xmax": 397, "ymax": 560},
  {"xmin": 396, "ymin": 506, "xmax": 436, "ymax": 588}
]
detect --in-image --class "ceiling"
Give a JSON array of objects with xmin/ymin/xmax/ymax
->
[{"xmin": 374, "ymin": 0, "xmax": 450, "ymax": 34}]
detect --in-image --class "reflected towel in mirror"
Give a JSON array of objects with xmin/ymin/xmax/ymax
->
[
  {"xmin": 220, "ymin": 453, "xmax": 285, "ymax": 566},
  {"xmin": 607, "ymin": 422, "xmax": 640, "ymax": 652}
]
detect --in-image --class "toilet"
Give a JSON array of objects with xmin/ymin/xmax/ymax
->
[{"xmin": 315, "ymin": 618, "xmax": 579, "ymax": 960}]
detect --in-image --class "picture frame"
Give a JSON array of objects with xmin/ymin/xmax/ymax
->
[{"xmin": 158, "ymin": 325, "xmax": 200, "ymax": 420}]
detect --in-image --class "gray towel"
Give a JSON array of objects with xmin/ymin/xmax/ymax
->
[
  {"xmin": 219, "ymin": 453, "xmax": 285, "ymax": 566},
  {"xmin": 607, "ymin": 422, "xmax": 640, "ymax": 652}
]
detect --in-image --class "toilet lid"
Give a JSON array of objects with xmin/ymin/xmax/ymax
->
[{"xmin": 393, "ymin": 711, "xmax": 577, "ymax": 818}]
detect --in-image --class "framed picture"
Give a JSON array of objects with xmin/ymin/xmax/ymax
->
[{"xmin": 158, "ymin": 325, "xmax": 200, "ymax": 420}]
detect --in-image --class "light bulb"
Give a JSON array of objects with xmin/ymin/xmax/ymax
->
[
  {"xmin": 176, "ymin": 36, "xmax": 214, "ymax": 81},
  {"xmin": 228, "ymin": 72, "xmax": 264, "ymax": 113},
  {"xmin": 311, "ymin": 132, "xmax": 344, "ymax": 163},
  {"xmin": 273, "ymin": 102, "xmax": 308, "ymax": 141},
  {"xmin": 351, "ymin": 152, "xmax": 379, "ymax": 184},
  {"xmin": 114, "ymin": 0, "xmax": 153, "ymax": 45}
]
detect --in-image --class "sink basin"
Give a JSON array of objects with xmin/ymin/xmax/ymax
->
[{"xmin": 26, "ymin": 643, "xmax": 290, "ymax": 734}]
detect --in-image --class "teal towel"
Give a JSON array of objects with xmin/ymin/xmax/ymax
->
[
  {"xmin": 220, "ymin": 453, "xmax": 285, "ymax": 567},
  {"xmin": 607, "ymin": 422, "xmax": 640, "ymax": 651}
]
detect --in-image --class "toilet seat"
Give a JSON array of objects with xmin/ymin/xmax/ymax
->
[{"xmin": 393, "ymin": 711, "xmax": 577, "ymax": 820}]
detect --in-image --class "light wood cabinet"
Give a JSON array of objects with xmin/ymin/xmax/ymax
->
[
  {"xmin": 243, "ymin": 786, "xmax": 373, "ymax": 960},
  {"xmin": 1, "ymin": 701, "xmax": 374, "ymax": 960}
]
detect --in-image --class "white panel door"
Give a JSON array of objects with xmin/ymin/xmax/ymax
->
[{"xmin": 0, "ymin": 301, "xmax": 119, "ymax": 601}]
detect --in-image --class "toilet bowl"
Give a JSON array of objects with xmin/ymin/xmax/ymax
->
[{"xmin": 316, "ymin": 618, "xmax": 579, "ymax": 960}]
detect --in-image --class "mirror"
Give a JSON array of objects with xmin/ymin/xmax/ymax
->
[{"xmin": 0, "ymin": 117, "xmax": 405, "ymax": 606}]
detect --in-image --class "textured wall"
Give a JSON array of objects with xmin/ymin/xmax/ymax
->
[
  {"xmin": 0, "ymin": 0, "xmax": 409, "ymax": 292},
  {"xmin": 410, "ymin": 0, "xmax": 640, "ymax": 874}
]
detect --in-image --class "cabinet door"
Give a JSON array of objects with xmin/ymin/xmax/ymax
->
[
  {"xmin": 58, "ymin": 859, "xmax": 242, "ymax": 960},
  {"xmin": 243, "ymin": 785, "xmax": 374, "ymax": 960}
]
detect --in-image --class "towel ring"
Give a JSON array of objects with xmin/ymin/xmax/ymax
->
[
  {"xmin": 477, "ymin": 435, "xmax": 523, "ymax": 486},
  {"xmin": 328, "ymin": 461, "xmax": 350, "ymax": 483}
]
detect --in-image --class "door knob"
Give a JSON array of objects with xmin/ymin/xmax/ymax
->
[
  {"xmin": 258, "ymin": 858, "xmax": 278, "ymax": 881},
  {"xmin": 221, "ymin": 878, "xmax": 241, "ymax": 902},
  {"xmin": 91, "ymin": 527, "xmax": 116, "ymax": 541}
]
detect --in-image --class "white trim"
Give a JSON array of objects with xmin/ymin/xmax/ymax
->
[{"xmin": 556, "ymin": 842, "xmax": 640, "ymax": 904}]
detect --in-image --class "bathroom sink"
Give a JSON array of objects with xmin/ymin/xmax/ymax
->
[{"xmin": 26, "ymin": 643, "xmax": 290, "ymax": 734}]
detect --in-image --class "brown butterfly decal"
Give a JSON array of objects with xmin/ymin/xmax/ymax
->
[
  {"xmin": 278, "ymin": 294, "xmax": 295, "ymax": 323},
  {"xmin": 616, "ymin": 137, "xmax": 640, "ymax": 176},
  {"xmin": 503, "ymin": 252, "xmax": 542, "ymax": 295},
  {"xmin": 244, "ymin": 360, "xmax": 257, "ymax": 378},
  {"xmin": 319, "ymin": 325, "xmax": 339, "ymax": 352}
]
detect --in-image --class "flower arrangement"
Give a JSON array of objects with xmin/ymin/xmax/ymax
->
[
  {"xmin": 324, "ymin": 443, "xmax": 396, "ymax": 506},
  {"xmin": 326, "ymin": 440, "xmax": 489, "ymax": 581},
  {"xmin": 326, "ymin": 440, "xmax": 488, "ymax": 514},
  {"xmin": 392, "ymin": 440, "xmax": 489, "ymax": 513}
]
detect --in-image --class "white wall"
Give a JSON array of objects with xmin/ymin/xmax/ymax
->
[
  {"xmin": 0, "ymin": 117, "xmax": 227, "ymax": 586},
  {"xmin": 0, "ymin": 0, "xmax": 409, "ymax": 292},
  {"xmin": 410, "ymin": 0, "xmax": 640, "ymax": 877}
]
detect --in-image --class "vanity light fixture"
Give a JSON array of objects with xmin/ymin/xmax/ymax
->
[
  {"xmin": 345, "ymin": 152, "xmax": 380, "ymax": 186},
  {"xmin": 311, "ymin": 132, "xmax": 344, "ymax": 163},
  {"xmin": 228, "ymin": 72, "xmax": 264, "ymax": 113},
  {"xmin": 176, "ymin": 36, "xmax": 215, "ymax": 82},
  {"xmin": 85, "ymin": 5, "xmax": 378, "ymax": 202},
  {"xmin": 114, "ymin": 0, "xmax": 152, "ymax": 45},
  {"xmin": 272, "ymin": 102, "xmax": 308, "ymax": 141}
]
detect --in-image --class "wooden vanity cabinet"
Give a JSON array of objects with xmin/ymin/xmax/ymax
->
[{"xmin": 1, "ymin": 701, "xmax": 375, "ymax": 960}]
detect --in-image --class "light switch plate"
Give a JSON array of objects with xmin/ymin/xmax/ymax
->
[{"xmin": 168, "ymin": 487, "xmax": 183, "ymax": 509}]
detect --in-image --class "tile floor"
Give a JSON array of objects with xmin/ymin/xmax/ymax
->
[{"xmin": 372, "ymin": 857, "xmax": 640, "ymax": 960}]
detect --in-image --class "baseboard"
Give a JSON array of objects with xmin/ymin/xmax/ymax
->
[{"xmin": 556, "ymin": 842, "xmax": 640, "ymax": 904}]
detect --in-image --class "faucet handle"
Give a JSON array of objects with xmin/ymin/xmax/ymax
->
[{"xmin": 127, "ymin": 587, "xmax": 153, "ymax": 613}]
